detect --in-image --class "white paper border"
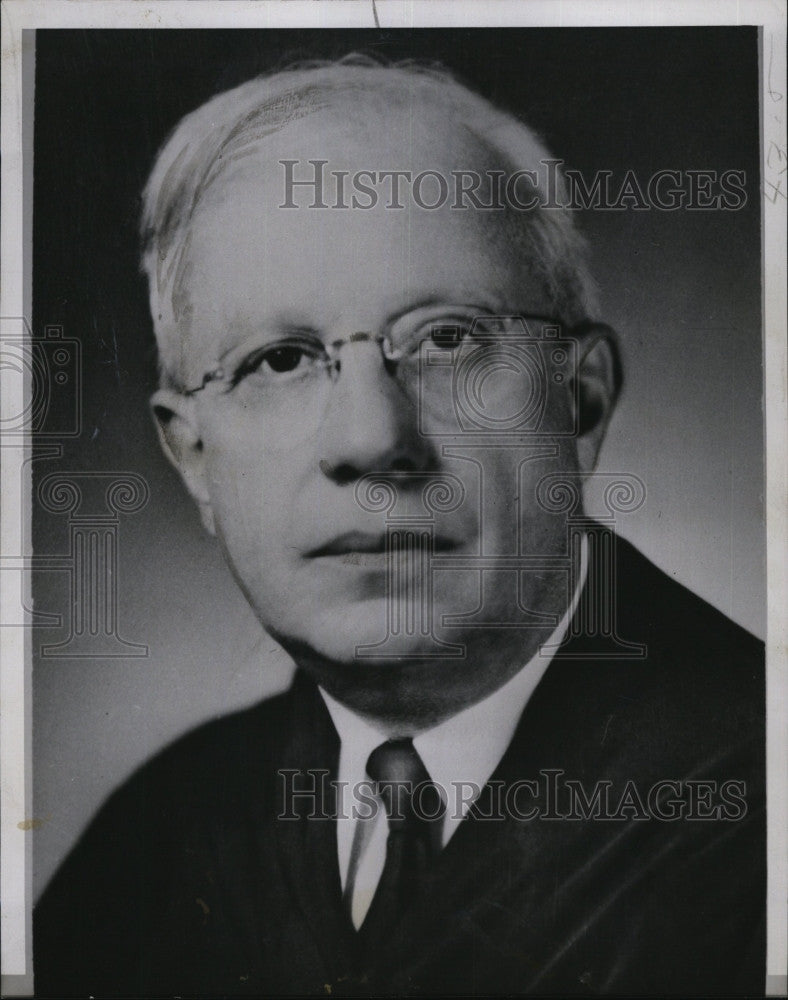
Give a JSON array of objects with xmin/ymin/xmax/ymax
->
[{"xmin": 1, "ymin": 1, "xmax": 785, "ymax": 994}]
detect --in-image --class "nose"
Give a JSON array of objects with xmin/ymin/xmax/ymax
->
[{"xmin": 317, "ymin": 338, "xmax": 436, "ymax": 485}]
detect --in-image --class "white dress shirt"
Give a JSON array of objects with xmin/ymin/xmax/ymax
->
[{"xmin": 320, "ymin": 535, "xmax": 588, "ymax": 929}]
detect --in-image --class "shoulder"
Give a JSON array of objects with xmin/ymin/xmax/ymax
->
[
  {"xmin": 615, "ymin": 532, "xmax": 762, "ymax": 665},
  {"xmin": 613, "ymin": 534, "xmax": 764, "ymax": 724},
  {"xmin": 34, "ymin": 685, "xmax": 298, "ymax": 991},
  {"xmin": 544, "ymin": 531, "xmax": 764, "ymax": 782},
  {"xmin": 105, "ymin": 684, "xmax": 296, "ymax": 829},
  {"xmin": 37, "ymin": 684, "xmax": 295, "ymax": 905}
]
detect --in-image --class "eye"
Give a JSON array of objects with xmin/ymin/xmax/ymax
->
[
  {"xmin": 232, "ymin": 337, "xmax": 325, "ymax": 385},
  {"xmin": 406, "ymin": 315, "xmax": 478, "ymax": 353},
  {"xmin": 262, "ymin": 345, "xmax": 309, "ymax": 373},
  {"xmin": 429, "ymin": 323, "xmax": 471, "ymax": 350}
]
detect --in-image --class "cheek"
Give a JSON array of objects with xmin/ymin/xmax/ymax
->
[
  {"xmin": 487, "ymin": 446, "xmax": 579, "ymax": 542},
  {"xmin": 200, "ymin": 431, "xmax": 293, "ymax": 552},
  {"xmin": 519, "ymin": 448, "xmax": 580, "ymax": 546}
]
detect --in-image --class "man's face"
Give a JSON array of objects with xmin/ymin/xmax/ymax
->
[{"xmin": 155, "ymin": 113, "xmax": 607, "ymax": 724}]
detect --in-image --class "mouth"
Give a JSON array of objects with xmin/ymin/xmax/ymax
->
[{"xmin": 306, "ymin": 531, "xmax": 460, "ymax": 563}]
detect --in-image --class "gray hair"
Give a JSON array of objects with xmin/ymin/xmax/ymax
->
[{"xmin": 140, "ymin": 54, "xmax": 598, "ymax": 387}]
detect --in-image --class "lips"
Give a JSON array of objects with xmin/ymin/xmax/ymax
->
[
  {"xmin": 306, "ymin": 530, "xmax": 459, "ymax": 559},
  {"xmin": 307, "ymin": 531, "xmax": 388, "ymax": 558}
]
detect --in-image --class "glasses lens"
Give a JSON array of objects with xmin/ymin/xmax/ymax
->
[
  {"xmin": 249, "ymin": 374, "xmax": 332, "ymax": 449},
  {"xmin": 226, "ymin": 337, "xmax": 330, "ymax": 448},
  {"xmin": 400, "ymin": 316, "xmax": 568, "ymax": 432}
]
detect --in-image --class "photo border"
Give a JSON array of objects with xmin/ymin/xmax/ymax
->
[{"xmin": 1, "ymin": 2, "xmax": 785, "ymax": 995}]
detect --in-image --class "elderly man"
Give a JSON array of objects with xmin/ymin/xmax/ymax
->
[{"xmin": 34, "ymin": 58, "xmax": 764, "ymax": 996}]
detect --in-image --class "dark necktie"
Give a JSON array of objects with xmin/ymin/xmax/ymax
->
[{"xmin": 357, "ymin": 738, "xmax": 445, "ymax": 960}]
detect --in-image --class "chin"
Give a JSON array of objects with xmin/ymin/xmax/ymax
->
[
  {"xmin": 270, "ymin": 595, "xmax": 468, "ymax": 668},
  {"xmin": 269, "ymin": 597, "xmax": 389, "ymax": 664}
]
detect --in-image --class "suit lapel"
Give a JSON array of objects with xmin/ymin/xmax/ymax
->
[{"xmin": 273, "ymin": 672, "xmax": 359, "ymax": 982}]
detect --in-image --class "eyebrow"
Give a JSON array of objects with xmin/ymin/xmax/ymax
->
[{"xmin": 386, "ymin": 295, "xmax": 499, "ymax": 326}]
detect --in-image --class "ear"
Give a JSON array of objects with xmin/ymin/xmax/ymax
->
[
  {"xmin": 571, "ymin": 322, "xmax": 622, "ymax": 472},
  {"xmin": 150, "ymin": 388, "xmax": 216, "ymax": 535}
]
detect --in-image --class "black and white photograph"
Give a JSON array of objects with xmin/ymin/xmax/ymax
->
[{"xmin": 1, "ymin": 2, "xmax": 786, "ymax": 996}]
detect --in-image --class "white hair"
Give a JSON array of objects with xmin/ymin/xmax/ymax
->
[{"xmin": 140, "ymin": 54, "xmax": 598, "ymax": 387}]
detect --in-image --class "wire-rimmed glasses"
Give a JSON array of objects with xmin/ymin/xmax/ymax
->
[{"xmin": 182, "ymin": 309, "xmax": 576, "ymax": 444}]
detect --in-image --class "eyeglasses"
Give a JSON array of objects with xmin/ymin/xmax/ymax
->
[{"xmin": 183, "ymin": 309, "xmax": 577, "ymax": 444}]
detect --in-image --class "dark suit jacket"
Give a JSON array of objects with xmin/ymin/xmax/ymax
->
[{"xmin": 34, "ymin": 535, "xmax": 765, "ymax": 996}]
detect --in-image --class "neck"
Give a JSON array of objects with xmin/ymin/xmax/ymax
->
[{"xmin": 269, "ymin": 625, "xmax": 553, "ymax": 734}]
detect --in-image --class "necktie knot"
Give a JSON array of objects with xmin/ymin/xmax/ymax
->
[
  {"xmin": 366, "ymin": 738, "xmax": 445, "ymax": 830},
  {"xmin": 357, "ymin": 739, "xmax": 445, "ymax": 960}
]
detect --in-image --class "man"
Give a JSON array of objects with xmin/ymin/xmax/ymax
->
[{"xmin": 34, "ymin": 57, "xmax": 764, "ymax": 996}]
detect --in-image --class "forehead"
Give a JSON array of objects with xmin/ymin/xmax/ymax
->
[{"xmin": 176, "ymin": 109, "xmax": 549, "ymax": 364}]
